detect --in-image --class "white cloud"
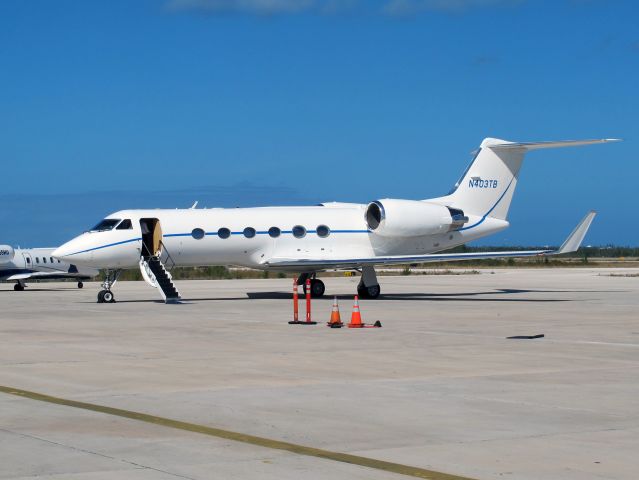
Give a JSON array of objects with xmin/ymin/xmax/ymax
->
[
  {"xmin": 165, "ymin": 0, "xmax": 359, "ymax": 15},
  {"xmin": 164, "ymin": 0, "xmax": 528, "ymax": 16},
  {"xmin": 383, "ymin": 0, "xmax": 525, "ymax": 16}
]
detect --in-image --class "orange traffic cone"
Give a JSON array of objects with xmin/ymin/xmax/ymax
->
[
  {"xmin": 327, "ymin": 296, "xmax": 343, "ymax": 328},
  {"xmin": 348, "ymin": 295, "xmax": 365, "ymax": 328}
]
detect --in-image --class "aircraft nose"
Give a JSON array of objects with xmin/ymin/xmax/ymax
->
[
  {"xmin": 52, "ymin": 236, "xmax": 94, "ymax": 265},
  {"xmin": 51, "ymin": 244, "xmax": 71, "ymax": 260}
]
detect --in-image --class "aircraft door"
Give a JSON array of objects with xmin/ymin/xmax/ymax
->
[
  {"xmin": 21, "ymin": 252, "xmax": 33, "ymax": 270},
  {"xmin": 140, "ymin": 218, "xmax": 163, "ymax": 259}
]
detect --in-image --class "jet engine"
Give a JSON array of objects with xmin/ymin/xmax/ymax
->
[
  {"xmin": 0, "ymin": 245, "xmax": 15, "ymax": 263},
  {"xmin": 365, "ymin": 199, "xmax": 468, "ymax": 237}
]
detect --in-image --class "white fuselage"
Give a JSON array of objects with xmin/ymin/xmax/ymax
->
[{"xmin": 52, "ymin": 203, "xmax": 508, "ymax": 271}]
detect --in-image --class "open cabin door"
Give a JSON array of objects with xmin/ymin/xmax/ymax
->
[
  {"xmin": 138, "ymin": 218, "xmax": 181, "ymax": 304},
  {"xmin": 140, "ymin": 218, "xmax": 162, "ymax": 259}
]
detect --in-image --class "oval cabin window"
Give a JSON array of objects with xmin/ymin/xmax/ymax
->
[
  {"xmin": 268, "ymin": 227, "xmax": 281, "ymax": 238},
  {"xmin": 292, "ymin": 225, "xmax": 306, "ymax": 238},
  {"xmin": 316, "ymin": 225, "xmax": 330, "ymax": 238}
]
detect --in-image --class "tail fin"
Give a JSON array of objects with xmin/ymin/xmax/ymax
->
[{"xmin": 444, "ymin": 138, "xmax": 619, "ymax": 220}]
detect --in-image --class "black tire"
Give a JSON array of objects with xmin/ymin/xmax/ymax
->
[
  {"xmin": 103, "ymin": 290, "xmax": 115, "ymax": 303},
  {"xmin": 365, "ymin": 284, "xmax": 381, "ymax": 299},
  {"xmin": 14, "ymin": 283, "xmax": 24, "ymax": 291},
  {"xmin": 358, "ymin": 283, "xmax": 381, "ymax": 299},
  {"xmin": 97, "ymin": 290, "xmax": 105, "ymax": 303},
  {"xmin": 78, "ymin": 281, "xmax": 84, "ymax": 289},
  {"xmin": 310, "ymin": 279, "xmax": 325, "ymax": 298}
]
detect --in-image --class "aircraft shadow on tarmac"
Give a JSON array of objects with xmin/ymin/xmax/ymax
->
[
  {"xmin": 0, "ymin": 287, "xmax": 80, "ymax": 293},
  {"xmin": 243, "ymin": 289, "xmax": 593, "ymax": 302},
  {"xmin": 72, "ymin": 289, "xmax": 621, "ymax": 304}
]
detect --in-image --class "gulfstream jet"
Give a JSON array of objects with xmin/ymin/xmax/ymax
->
[
  {"xmin": 1, "ymin": 245, "xmax": 98, "ymax": 290},
  {"xmin": 52, "ymin": 138, "xmax": 616, "ymax": 303}
]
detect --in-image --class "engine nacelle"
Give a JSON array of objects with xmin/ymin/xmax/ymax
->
[
  {"xmin": 365, "ymin": 199, "xmax": 468, "ymax": 237},
  {"xmin": 0, "ymin": 245, "xmax": 15, "ymax": 263}
]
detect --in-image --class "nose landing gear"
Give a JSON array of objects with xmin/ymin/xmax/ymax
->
[
  {"xmin": 97, "ymin": 269, "xmax": 121, "ymax": 303},
  {"xmin": 98, "ymin": 290, "xmax": 114, "ymax": 303}
]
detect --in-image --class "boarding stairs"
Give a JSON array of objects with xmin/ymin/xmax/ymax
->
[{"xmin": 139, "ymin": 242, "xmax": 181, "ymax": 304}]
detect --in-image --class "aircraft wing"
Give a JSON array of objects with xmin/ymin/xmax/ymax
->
[
  {"xmin": 4, "ymin": 271, "xmax": 91, "ymax": 281},
  {"xmin": 4, "ymin": 273, "xmax": 34, "ymax": 280},
  {"xmin": 265, "ymin": 211, "xmax": 596, "ymax": 270}
]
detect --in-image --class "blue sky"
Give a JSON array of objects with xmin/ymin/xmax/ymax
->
[{"xmin": 0, "ymin": 0, "xmax": 637, "ymax": 246}]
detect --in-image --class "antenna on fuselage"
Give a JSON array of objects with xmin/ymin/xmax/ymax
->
[{"xmin": 190, "ymin": 201, "xmax": 198, "ymax": 209}]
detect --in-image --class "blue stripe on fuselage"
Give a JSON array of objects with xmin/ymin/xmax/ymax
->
[
  {"xmin": 457, "ymin": 177, "xmax": 515, "ymax": 232},
  {"xmin": 65, "ymin": 237, "xmax": 142, "ymax": 256},
  {"xmin": 63, "ymin": 230, "xmax": 371, "ymax": 256}
]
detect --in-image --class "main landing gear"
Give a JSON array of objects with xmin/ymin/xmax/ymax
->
[
  {"xmin": 298, "ymin": 273, "xmax": 326, "ymax": 298},
  {"xmin": 97, "ymin": 269, "xmax": 122, "ymax": 303},
  {"xmin": 357, "ymin": 282, "xmax": 381, "ymax": 299},
  {"xmin": 357, "ymin": 265, "xmax": 381, "ymax": 299},
  {"xmin": 78, "ymin": 281, "xmax": 84, "ymax": 289},
  {"xmin": 297, "ymin": 266, "xmax": 381, "ymax": 299},
  {"xmin": 14, "ymin": 280, "xmax": 25, "ymax": 291}
]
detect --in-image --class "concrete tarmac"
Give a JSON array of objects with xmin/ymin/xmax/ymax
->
[{"xmin": 1, "ymin": 268, "xmax": 638, "ymax": 479}]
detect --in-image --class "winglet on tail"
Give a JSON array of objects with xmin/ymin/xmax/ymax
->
[{"xmin": 555, "ymin": 211, "xmax": 597, "ymax": 254}]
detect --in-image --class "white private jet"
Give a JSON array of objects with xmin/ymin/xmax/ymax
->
[
  {"xmin": 52, "ymin": 137, "xmax": 617, "ymax": 304},
  {"xmin": 0, "ymin": 245, "xmax": 98, "ymax": 290}
]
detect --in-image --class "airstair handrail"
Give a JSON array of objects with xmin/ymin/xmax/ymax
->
[{"xmin": 159, "ymin": 240, "xmax": 176, "ymax": 272}]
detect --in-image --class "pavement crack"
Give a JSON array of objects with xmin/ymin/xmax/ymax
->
[{"xmin": 0, "ymin": 427, "xmax": 198, "ymax": 480}]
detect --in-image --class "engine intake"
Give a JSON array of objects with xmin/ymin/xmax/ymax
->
[
  {"xmin": 0, "ymin": 245, "xmax": 15, "ymax": 263},
  {"xmin": 365, "ymin": 199, "xmax": 468, "ymax": 237}
]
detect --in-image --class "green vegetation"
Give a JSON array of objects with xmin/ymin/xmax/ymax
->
[{"xmin": 107, "ymin": 266, "xmax": 277, "ymax": 282}]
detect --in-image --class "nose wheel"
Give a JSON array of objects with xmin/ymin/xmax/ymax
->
[
  {"xmin": 97, "ymin": 269, "xmax": 121, "ymax": 304},
  {"xmin": 98, "ymin": 290, "xmax": 115, "ymax": 303}
]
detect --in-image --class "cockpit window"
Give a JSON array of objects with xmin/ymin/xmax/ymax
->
[
  {"xmin": 91, "ymin": 219, "xmax": 120, "ymax": 232},
  {"xmin": 116, "ymin": 219, "xmax": 133, "ymax": 230}
]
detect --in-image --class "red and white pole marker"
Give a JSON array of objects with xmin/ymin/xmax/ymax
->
[
  {"xmin": 288, "ymin": 278, "xmax": 302, "ymax": 324},
  {"xmin": 293, "ymin": 279, "xmax": 299, "ymax": 322},
  {"xmin": 305, "ymin": 279, "xmax": 311, "ymax": 322},
  {"xmin": 304, "ymin": 278, "xmax": 317, "ymax": 324}
]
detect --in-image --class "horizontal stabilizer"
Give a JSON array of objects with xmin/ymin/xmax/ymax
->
[{"xmin": 487, "ymin": 138, "xmax": 620, "ymax": 151}]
